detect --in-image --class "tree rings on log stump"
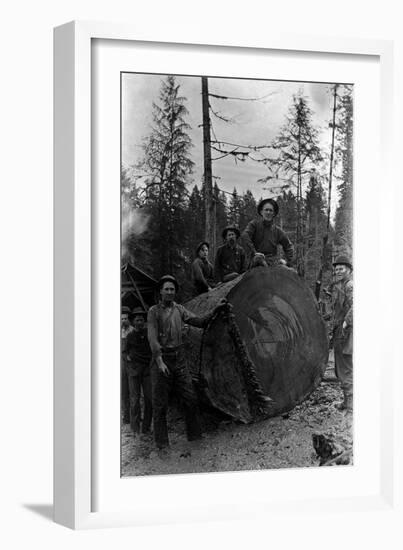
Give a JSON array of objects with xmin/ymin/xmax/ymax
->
[{"xmin": 185, "ymin": 266, "xmax": 328, "ymax": 422}]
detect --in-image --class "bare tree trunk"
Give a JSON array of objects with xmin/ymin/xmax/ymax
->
[
  {"xmin": 315, "ymin": 84, "xmax": 338, "ymax": 300},
  {"xmin": 201, "ymin": 77, "xmax": 215, "ymax": 258}
]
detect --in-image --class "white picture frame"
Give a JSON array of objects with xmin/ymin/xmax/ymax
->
[{"xmin": 54, "ymin": 20, "xmax": 396, "ymax": 530}]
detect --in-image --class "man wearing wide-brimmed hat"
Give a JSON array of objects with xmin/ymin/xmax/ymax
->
[
  {"xmin": 332, "ymin": 255, "xmax": 353, "ymax": 412},
  {"xmin": 242, "ymin": 198, "xmax": 294, "ymax": 267},
  {"xmin": 191, "ymin": 241, "xmax": 215, "ymax": 296},
  {"xmin": 147, "ymin": 275, "xmax": 228, "ymax": 452},
  {"xmin": 214, "ymin": 225, "xmax": 247, "ymax": 283},
  {"xmin": 125, "ymin": 307, "xmax": 153, "ymax": 437}
]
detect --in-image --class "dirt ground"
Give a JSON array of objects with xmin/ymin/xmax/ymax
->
[{"xmin": 121, "ymin": 353, "xmax": 353, "ymax": 477}]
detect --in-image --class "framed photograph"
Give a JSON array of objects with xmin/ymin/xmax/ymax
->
[{"xmin": 54, "ymin": 21, "xmax": 395, "ymax": 529}]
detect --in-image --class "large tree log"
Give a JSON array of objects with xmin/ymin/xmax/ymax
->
[{"xmin": 184, "ymin": 266, "xmax": 328, "ymax": 423}]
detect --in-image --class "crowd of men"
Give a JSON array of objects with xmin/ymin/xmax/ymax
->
[{"xmin": 121, "ymin": 197, "xmax": 354, "ymax": 455}]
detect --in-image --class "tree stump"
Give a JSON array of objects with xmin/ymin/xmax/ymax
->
[{"xmin": 184, "ymin": 266, "xmax": 328, "ymax": 422}]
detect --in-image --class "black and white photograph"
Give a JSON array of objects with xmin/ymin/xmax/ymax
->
[{"xmin": 120, "ymin": 72, "xmax": 353, "ymax": 476}]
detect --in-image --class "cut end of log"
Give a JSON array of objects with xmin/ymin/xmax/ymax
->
[{"xmin": 185, "ymin": 266, "xmax": 328, "ymax": 421}]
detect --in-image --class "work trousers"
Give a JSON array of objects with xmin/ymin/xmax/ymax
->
[
  {"xmin": 334, "ymin": 328, "xmax": 353, "ymax": 404},
  {"xmin": 151, "ymin": 348, "xmax": 202, "ymax": 449},
  {"xmin": 127, "ymin": 372, "xmax": 152, "ymax": 434}
]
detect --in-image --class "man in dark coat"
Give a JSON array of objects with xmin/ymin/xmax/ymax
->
[
  {"xmin": 125, "ymin": 307, "xmax": 153, "ymax": 436},
  {"xmin": 214, "ymin": 226, "xmax": 247, "ymax": 283},
  {"xmin": 241, "ymin": 198, "xmax": 294, "ymax": 267},
  {"xmin": 332, "ymin": 255, "xmax": 353, "ymax": 412},
  {"xmin": 191, "ymin": 241, "xmax": 215, "ymax": 296},
  {"xmin": 147, "ymin": 275, "xmax": 227, "ymax": 451}
]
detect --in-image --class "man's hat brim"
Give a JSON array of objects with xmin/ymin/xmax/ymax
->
[
  {"xmin": 222, "ymin": 226, "xmax": 240, "ymax": 239},
  {"xmin": 130, "ymin": 307, "xmax": 147, "ymax": 319},
  {"xmin": 257, "ymin": 198, "xmax": 279, "ymax": 216},
  {"xmin": 333, "ymin": 255, "xmax": 353, "ymax": 270}
]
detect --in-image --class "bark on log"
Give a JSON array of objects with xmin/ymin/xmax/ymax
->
[{"xmin": 184, "ymin": 266, "xmax": 328, "ymax": 423}]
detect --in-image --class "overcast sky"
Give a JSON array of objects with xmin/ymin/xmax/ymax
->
[{"xmin": 122, "ymin": 73, "xmax": 349, "ymax": 207}]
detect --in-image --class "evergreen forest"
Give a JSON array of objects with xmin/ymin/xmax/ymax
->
[{"xmin": 122, "ymin": 75, "xmax": 353, "ymax": 302}]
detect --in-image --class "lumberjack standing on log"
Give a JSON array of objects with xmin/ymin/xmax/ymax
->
[
  {"xmin": 214, "ymin": 225, "xmax": 247, "ymax": 283},
  {"xmin": 332, "ymin": 256, "xmax": 353, "ymax": 412},
  {"xmin": 147, "ymin": 275, "xmax": 227, "ymax": 452},
  {"xmin": 191, "ymin": 241, "xmax": 215, "ymax": 296},
  {"xmin": 241, "ymin": 198, "xmax": 294, "ymax": 268}
]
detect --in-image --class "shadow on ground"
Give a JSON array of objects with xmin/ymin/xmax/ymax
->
[{"xmin": 23, "ymin": 504, "xmax": 53, "ymax": 522}]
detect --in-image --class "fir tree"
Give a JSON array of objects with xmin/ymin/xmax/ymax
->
[
  {"xmin": 277, "ymin": 190, "xmax": 298, "ymax": 237},
  {"xmin": 185, "ymin": 185, "xmax": 205, "ymax": 257},
  {"xmin": 276, "ymin": 190, "xmax": 298, "ymax": 265},
  {"xmin": 228, "ymin": 188, "xmax": 242, "ymax": 227},
  {"xmin": 304, "ymin": 174, "xmax": 328, "ymax": 287},
  {"xmin": 238, "ymin": 189, "xmax": 257, "ymax": 232},
  {"xmin": 214, "ymin": 185, "xmax": 228, "ymax": 247},
  {"xmin": 139, "ymin": 75, "xmax": 194, "ymax": 280},
  {"xmin": 264, "ymin": 91, "xmax": 324, "ymax": 276}
]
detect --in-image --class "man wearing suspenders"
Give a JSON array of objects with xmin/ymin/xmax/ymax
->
[{"xmin": 147, "ymin": 275, "xmax": 226, "ymax": 452}]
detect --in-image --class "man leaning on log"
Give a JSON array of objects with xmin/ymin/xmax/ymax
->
[
  {"xmin": 241, "ymin": 198, "xmax": 294, "ymax": 268},
  {"xmin": 147, "ymin": 275, "xmax": 228, "ymax": 453}
]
